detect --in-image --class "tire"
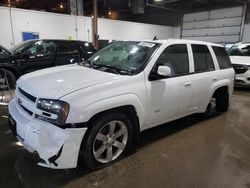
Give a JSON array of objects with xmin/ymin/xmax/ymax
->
[
  {"xmin": 81, "ymin": 112, "xmax": 133, "ymax": 170},
  {"xmin": 2, "ymin": 69, "xmax": 16, "ymax": 89},
  {"xmin": 216, "ymin": 90, "xmax": 229, "ymax": 112}
]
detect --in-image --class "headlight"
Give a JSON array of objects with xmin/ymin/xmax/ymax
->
[{"xmin": 36, "ymin": 99, "xmax": 70, "ymax": 126}]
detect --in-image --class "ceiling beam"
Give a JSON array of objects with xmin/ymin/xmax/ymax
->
[
  {"xmin": 153, "ymin": 0, "xmax": 182, "ymax": 5},
  {"xmin": 145, "ymin": 2, "xmax": 182, "ymax": 13}
]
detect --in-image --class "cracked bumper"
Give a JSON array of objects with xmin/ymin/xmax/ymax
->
[
  {"xmin": 8, "ymin": 100, "xmax": 87, "ymax": 169},
  {"xmin": 235, "ymin": 70, "xmax": 250, "ymax": 87}
]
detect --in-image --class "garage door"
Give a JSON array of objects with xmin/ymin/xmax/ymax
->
[{"xmin": 181, "ymin": 6, "xmax": 244, "ymax": 44}]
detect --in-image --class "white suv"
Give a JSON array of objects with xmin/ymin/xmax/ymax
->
[
  {"xmin": 228, "ymin": 42, "xmax": 250, "ymax": 87},
  {"xmin": 8, "ymin": 39, "xmax": 235, "ymax": 169}
]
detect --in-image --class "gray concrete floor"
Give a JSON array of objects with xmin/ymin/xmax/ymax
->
[{"xmin": 1, "ymin": 89, "xmax": 250, "ymax": 188}]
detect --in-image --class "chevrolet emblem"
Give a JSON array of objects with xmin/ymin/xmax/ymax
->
[{"xmin": 17, "ymin": 98, "xmax": 22, "ymax": 105}]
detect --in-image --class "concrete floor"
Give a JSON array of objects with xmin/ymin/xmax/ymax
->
[{"xmin": 0, "ymin": 89, "xmax": 250, "ymax": 188}]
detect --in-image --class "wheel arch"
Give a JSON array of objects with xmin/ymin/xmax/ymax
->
[
  {"xmin": 0, "ymin": 65, "xmax": 21, "ymax": 79},
  {"xmin": 87, "ymin": 105, "xmax": 141, "ymax": 147},
  {"xmin": 203, "ymin": 80, "xmax": 231, "ymax": 112},
  {"xmin": 212, "ymin": 85, "xmax": 229, "ymax": 98}
]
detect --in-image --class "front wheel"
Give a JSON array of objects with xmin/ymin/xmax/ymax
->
[{"xmin": 81, "ymin": 112, "xmax": 133, "ymax": 170}]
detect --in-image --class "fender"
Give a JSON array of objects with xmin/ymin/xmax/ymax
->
[
  {"xmin": 0, "ymin": 64, "xmax": 21, "ymax": 78},
  {"xmin": 206, "ymin": 78, "xmax": 232, "ymax": 111},
  {"xmin": 210, "ymin": 79, "xmax": 231, "ymax": 97},
  {"xmin": 66, "ymin": 93, "xmax": 146, "ymax": 129}
]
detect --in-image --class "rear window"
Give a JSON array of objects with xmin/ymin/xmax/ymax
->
[
  {"xmin": 212, "ymin": 46, "xmax": 232, "ymax": 69},
  {"xmin": 192, "ymin": 44, "xmax": 214, "ymax": 72},
  {"xmin": 58, "ymin": 42, "xmax": 80, "ymax": 54},
  {"xmin": 81, "ymin": 42, "xmax": 96, "ymax": 52}
]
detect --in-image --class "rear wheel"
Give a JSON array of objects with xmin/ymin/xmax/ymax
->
[
  {"xmin": 81, "ymin": 112, "xmax": 133, "ymax": 170},
  {"xmin": 215, "ymin": 90, "xmax": 229, "ymax": 112}
]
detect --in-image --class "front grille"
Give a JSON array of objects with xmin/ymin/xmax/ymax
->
[
  {"xmin": 20, "ymin": 104, "xmax": 33, "ymax": 116},
  {"xmin": 18, "ymin": 88, "xmax": 36, "ymax": 103},
  {"xmin": 232, "ymin": 64, "xmax": 249, "ymax": 74}
]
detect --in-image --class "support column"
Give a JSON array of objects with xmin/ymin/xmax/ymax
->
[{"xmin": 92, "ymin": 0, "xmax": 98, "ymax": 49}]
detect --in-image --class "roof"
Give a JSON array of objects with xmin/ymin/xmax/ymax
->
[
  {"xmin": 24, "ymin": 39, "xmax": 90, "ymax": 43},
  {"xmin": 143, "ymin": 38, "xmax": 223, "ymax": 47}
]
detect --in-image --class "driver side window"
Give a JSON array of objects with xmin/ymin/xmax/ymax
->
[
  {"xmin": 155, "ymin": 44, "xmax": 189, "ymax": 77},
  {"xmin": 24, "ymin": 41, "xmax": 56, "ymax": 55}
]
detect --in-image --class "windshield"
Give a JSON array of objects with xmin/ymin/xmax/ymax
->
[
  {"xmin": 9, "ymin": 40, "xmax": 34, "ymax": 54},
  {"xmin": 227, "ymin": 44, "xmax": 250, "ymax": 56},
  {"xmin": 82, "ymin": 41, "xmax": 159, "ymax": 75}
]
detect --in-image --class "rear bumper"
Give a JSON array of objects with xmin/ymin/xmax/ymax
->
[{"xmin": 8, "ymin": 99, "xmax": 87, "ymax": 169}]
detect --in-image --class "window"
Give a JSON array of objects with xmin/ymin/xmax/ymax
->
[
  {"xmin": 155, "ymin": 44, "xmax": 189, "ymax": 76},
  {"xmin": 192, "ymin": 44, "xmax": 214, "ymax": 72},
  {"xmin": 212, "ymin": 46, "xmax": 232, "ymax": 69},
  {"xmin": 227, "ymin": 44, "xmax": 250, "ymax": 56},
  {"xmin": 24, "ymin": 41, "xmax": 56, "ymax": 55},
  {"xmin": 58, "ymin": 42, "xmax": 80, "ymax": 54}
]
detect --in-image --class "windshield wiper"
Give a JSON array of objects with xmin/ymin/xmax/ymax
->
[
  {"xmin": 79, "ymin": 60, "xmax": 92, "ymax": 67},
  {"xmin": 92, "ymin": 63, "xmax": 132, "ymax": 75}
]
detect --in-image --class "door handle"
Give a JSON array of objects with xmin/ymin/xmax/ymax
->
[
  {"xmin": 212, "ymin": 77, "xmax": 218, "ymax": 81},
  {"xmin": 184, "ymin": 82, "xmax": 192, "ymax": 87}
]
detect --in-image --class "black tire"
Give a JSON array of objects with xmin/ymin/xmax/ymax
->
[
  {"xmin": 216, "ymin": 90, "xmax": 229, "ymax": 112},
  {"xmin": 81, "ymin": 112, "xmax": 133, "ymax": 170},
  {"xmin": 2, "ymin": 69, "xmax": 16, "ymax": 89}
]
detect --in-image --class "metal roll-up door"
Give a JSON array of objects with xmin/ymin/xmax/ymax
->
[{"xmin": 181, "ymin": 6, "xmax": 245, "ymax": 44}]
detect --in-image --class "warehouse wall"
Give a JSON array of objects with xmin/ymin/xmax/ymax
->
[{"xmin": 0, "ymin": 6, "xmax": 176, "ymax": 49}]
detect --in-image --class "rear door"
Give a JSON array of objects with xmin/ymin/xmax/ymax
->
[
  {"xmin": 188, "ymin": 44, "xmax": 217, "ymax": 111},
  {"xmin": 55, "ymin": 41, "xmax": 81, "ymax": 66}
]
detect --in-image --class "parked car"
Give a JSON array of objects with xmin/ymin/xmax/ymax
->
[
  {"xmin": 228, "ymin": 42, "xmax": 250, "ymax": 87},
  {"xmin": 0, "ymin": 39, "xmax": 96, "ymax": 88},
  {"xmin": 8, "ymin": 39, "xmax": 234, "ymax": 170}
]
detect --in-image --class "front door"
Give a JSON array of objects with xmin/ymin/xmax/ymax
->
[
  {"xmin": 17, "ymin": 40, "xmax": 56, "ymax": 74},
  {"xmin": 145, "ymin": 44, "xmax": 193, "ymax": 127}
]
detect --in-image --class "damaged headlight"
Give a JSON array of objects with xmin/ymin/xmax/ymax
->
[{"xmin": 36, "ymin": 99, "xmax": 70, "ymax": 126}]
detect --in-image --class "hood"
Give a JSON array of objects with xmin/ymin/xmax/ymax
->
[
  {"xmin": 17, "ymin": 64, "xmax": 124, "ymax": 99},
  {"xmin": 230, "ymin": 56, "xmax": 250, "ymax": 66}
]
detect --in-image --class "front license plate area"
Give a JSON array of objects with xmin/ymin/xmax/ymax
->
[{"xmin": 9, "ymin": 114, "xmax": 17, "ymax": 136}]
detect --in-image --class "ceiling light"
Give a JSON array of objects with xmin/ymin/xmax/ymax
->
[{"xmin": 59, "ymin": 3, "xmax": 64, "ymax": 9}]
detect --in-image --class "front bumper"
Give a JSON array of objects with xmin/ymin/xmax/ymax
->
[
  {"xmin": 235, "ymin": 70, "xmax": 250, "ymax": 87},
  {"xmin": 8, "ymin": 100, "xmax": 87, "ymax": 169}
]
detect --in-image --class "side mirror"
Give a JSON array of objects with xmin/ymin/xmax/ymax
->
[{"xmin": 157, "ymin": 65, "xmax": 171, "ymax": 77}]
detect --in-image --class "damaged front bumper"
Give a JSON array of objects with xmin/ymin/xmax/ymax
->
[{"xmin": 8, "ymin": 100, "xmax": 87, "ymax": 169}]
